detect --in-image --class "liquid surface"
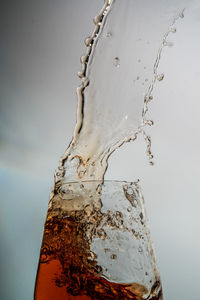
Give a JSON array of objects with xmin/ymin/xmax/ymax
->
[
  {"xmin": 35, "ymin": 215, "xmax": 162, "ymax": 300},
  {"xmin": 35, "ymin": 181, "xmax": 162, "ymax": 299}
]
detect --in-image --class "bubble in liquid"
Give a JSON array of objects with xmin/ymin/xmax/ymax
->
[
  {"xmin": 138, "ymin": 246, "xmax": 143, "ymax": 253},
  {"xmin": 110, "ymin": 254, "xmax": 117, "ymax": 260},
  {"xmin": 157, "ymin": 73, "xmax": 164, "ymax": 81},
  {"xmin": 113, "ymin": 57, "xmax": 120, "ymax": 67}
]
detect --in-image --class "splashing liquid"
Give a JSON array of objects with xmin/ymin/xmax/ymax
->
[{"xmin": 34, "ymin": 1, "xmax": 185, "ymax": 299}]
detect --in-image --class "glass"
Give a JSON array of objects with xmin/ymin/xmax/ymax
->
[{"xmin": 34, "ymin": 180, "xmax": 162, "ymax": 299}]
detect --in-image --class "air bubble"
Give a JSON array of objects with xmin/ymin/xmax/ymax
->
[
  {"xmin": 113, "ymin": 57, "xmax": 120, "ymax": 67},
  {"xmin": 110, "ymin": 254, "xmax": 117, "ymax": 260},
  {"xmin": 85, "ymin": 37, "xmax": 93, "ymax": 47},
  {"xmin": 126, "ymin": 187, "xmax": 133, "ymax": 195},
  {"xmin": 138, "ymin": 246, "xmax": 143, "ymax": 253}
]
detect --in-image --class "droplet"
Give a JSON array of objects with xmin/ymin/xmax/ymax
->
[
  {"xmin": 127, "ymin": 207, "xmax": 132, "ymax": 212},
  {"xmin": 106, "ymin": 32, "xmax": 112, "ymax": 38},
  {"xmin": 179, "ymin": 10, "xmax": 184, "ymax": 18},
  {"xmin": 113, "ymin": 57, "xmax": 120, "ymax": 67},
  {"xmin": 56, "ymin": 172, "xmax": 60, "ymax": 176},
  {"xmin": 149, "ymin": 161, "xmax": 154, "ymax": 166},
  {"xmin": 138, "ymin": 59, "xmax": 141, "ymax": 63},
  {"xmin": 85, "ymin": 37, "xmax": 93, "ymax": 47},
  {"xmin": 110, "ymin": 254, "xmax": 117, "ymax": 259},
  {"xmin": 164, "ymin": 41, "xmax": 174, "ymax": 47},
  {"xmin": 157, "ymin": 74, "xmax": 164, "ymax": 81},
  {"xmin": 170, "ymin": 27, "xmax": 177, "ymax": 33},
  {"xmin": 136, "ymin": 76, "xmax": 140, "ymax": 80}
]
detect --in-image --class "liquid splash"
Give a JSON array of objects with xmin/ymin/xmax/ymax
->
[
  {"xmin": 35, "ymin": 2, "xmax": 186, "ymax": 299},
  {"xmin": 54, "ymin": 1, "xmax": 185, "ymax": 185}
]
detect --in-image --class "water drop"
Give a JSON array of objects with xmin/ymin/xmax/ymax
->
[
  {"xmin": 170, "ymin": 27, "xmax": 176, "ymax": 33},
  {"xmin": 85, "ymin": 37, "xmax": 93, "ymax": 47},
  {"xmin": 127, "ymin": 207, "xmax": 132, "ymax": 212},
  {"xmin": 104, "ymin": 248, "xmax": 110, "ymax": 253},
  {"xmin": 157, "ymin": 74, "xmax": 164, "ymax": 81},
  {"xmin": 110, "ymin": 254, "xmax": 117, "ymax": 260},
  {"xmin": 138, "ymin": 59, "xmax": 141, "ymax": 63},
  {"xmin": 164, "ymin": 41, "xmax": 174, "ymax": 47},
  {"xmin": 179, "ymin": 10, "xmax": 184, "ymax": 18},
  {"xmin": 56, "ymin": 172, "xmax": 60, "ymax": 176},
  {"xmin": 136, "ymin": 76, "xmax": 140, "ymax": 80},
  {"xmin": 106, "ymin": 32, "xmax": 112, "ymax": 38},
  {"xmin": 113, "ymin": 57, "xmax": 120, "ymax": 67}
]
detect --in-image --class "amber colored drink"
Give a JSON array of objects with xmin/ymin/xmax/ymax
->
[{"xmin": 34, "ymin": 214, "xmax": 162, "ymax": 300}]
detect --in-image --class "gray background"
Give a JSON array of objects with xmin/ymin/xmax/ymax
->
[{"xmin": 1, "ymin": 1, "xmax": 200, "ymax": 299}]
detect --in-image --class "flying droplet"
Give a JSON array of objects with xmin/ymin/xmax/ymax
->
[
  {"xmin": 110, "ymin": 254, "xmax": 117, "ymax": 259},
  {"xmin": 157, "ymin": 74, "xmax": 164, "ymax": 81},
  {"xmin": 170, "ymin": 27, "xmax": 177, "ymax": 33},
  {"xmin": 113, "ymin": 57, "xmax": 120, "ymax": 67},
  {"xmin": 106, "ymin": 32, "xmax": 112, "ymax": 38},
  {"xmin": 179, "ymin": 10, "xmax": 184, "ymax": 18},
  {"xmin": 164, "ymin": 41, "xmax": 174, "ymax": 47}
]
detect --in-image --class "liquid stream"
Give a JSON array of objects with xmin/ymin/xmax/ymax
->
[{"xmin": 35, "ymin": 0, "xmax": 186, "ymax": 299}]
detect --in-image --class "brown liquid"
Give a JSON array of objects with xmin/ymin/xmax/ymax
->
[{"xmin": 34, "ymin": 214, "xmax": 162, "ymax": 300}]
